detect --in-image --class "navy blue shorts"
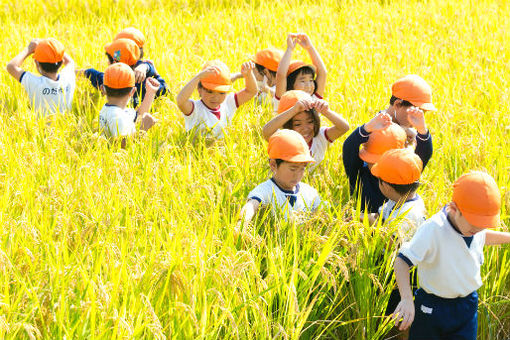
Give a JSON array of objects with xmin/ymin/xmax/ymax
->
[{"xmin": 409, "ymin": 289, "xmax": 478, "ymax": 340}]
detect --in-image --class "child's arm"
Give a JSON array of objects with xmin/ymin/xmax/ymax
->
[
  {"xmin": 136, "ymin": 77, "xmax": 160, "ymax": 131},
  {"xmin": 262, "ymin": 97, "xmax": 315, "ymax": 140},
  {"xmin": 230, "ymin": 72, "xmax": 243, "ymax": 82},
  {"xmin": 485, "ymin": 230, "xmax": 510, "ymax": 245},
  {"xmin": 235, "ymin": 61, "xmax": 258, "ymax": 106},
  {"xmin": 240, "ymin": 199, "xmax": 260, "ymax": 224},
  {"xmin": 175, "ymin": 66, "xmax": 219, "ymax": 115},
  {"xmin": 275, "ymin": 33, "xmax": 298, "ymax": 99},
  {"xmin": 408, "ymin": 108, "xmax": 433, "ymax": 168},
  {"xmin": 62, "ymin": 52, "xmax": 75, "ymax": 68},
  {"xmin": 313, "ymin": 100, "xmax": 349, "ymax": 141},
  {"xmin": 392, "ymin": 256, "xmax": 415, "ymax": 331},
  {"xmin": 6, "ymin": 39, "xmax": 38, "ymax": 81},
  {"xmin": 297, "ymin": 33, "xmax": 327, "ymax": 98},
  {"xmin": 134, "ymin": 63, "xmax": 149, "ymax": 84}
]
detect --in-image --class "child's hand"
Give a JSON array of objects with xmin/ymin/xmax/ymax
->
[
  {"xmin": 364, "ymin": 112, "xmax": 392, "ymax": 133},
  {"xmin": 294, "ymin": 97, "xmax": 315, "ymax": 112},
  {"xmin": 286, "ymin": 33, "xmax": 299, "ymax": 50},
  {"xmin": 240, "ymin": 61, "xmax": 255, "ymax": 76},
  {"xmin": 297, "ymin": 33, "xmax": 313, "ymax": 50},
  {"xmin": 312, "ymin": 99, "xmax": 329, "ymax": 115},
  {"xmin": 134, "ymin": 63, "xmax": 149, "ymax": 83},
  {"xmin": 140, "ymin": 113, "xmax": 158, "ymax": 131},
  {"xmin": 199, "ymin": 66, "xmax": 220, "ymax": 79},
  {"xmin": 145, "ymin": 77, "xmax": 160, "ymax": 94},
  {"xmin": 392, "ymin": 298, "xmax": 415, "ymax": 331},
  {"xmin": 407, "ymin": 107, "xmax": 428, "ymax": 135},
  {"xmin": 27, "ymin": 39, "xmax": 40, "ymax": 54}
]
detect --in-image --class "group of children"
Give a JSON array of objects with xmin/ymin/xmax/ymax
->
[{"xmin": 6, "ymin": 29, "xmax": 510, "ymax": 340}]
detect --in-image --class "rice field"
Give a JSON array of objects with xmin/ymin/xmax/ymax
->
[{"xmin": 0, "ymin": 0, "xmax": 509, "ymax": 338}]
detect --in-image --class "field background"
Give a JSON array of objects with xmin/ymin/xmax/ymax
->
[{"xmin": 0, "ymin": 0, "xmax": 509, "ymax": 338}]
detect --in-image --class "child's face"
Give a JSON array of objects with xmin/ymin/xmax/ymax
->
[
  {"xmin": 291, "ymin": 111, "xmax": 315, "ymax": 143},
  {"xmin": 270, "ymin": 160, "xmax": 307, "ymax": 191},
  {"xmin": 448, "ymin": 203, "xmax": 486, "ymax": 236},
  {"xmin": 292, "ymin": 71, "xmax": 315, "ymax": 95},
  {"xmin": 254, "ymin": 67, "xmax": 264, "ymax": 82},
  {"xmin": 198, "ymin": 87, "xmax": 228, "ymax": 108},
  {"xmin": 263, "ymin": 69, "xmax": 277, "ymax": 87}
]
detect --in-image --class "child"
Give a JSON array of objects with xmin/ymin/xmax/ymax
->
[
  {"xmin": 381, "ymin": 74, "xmax": 436, "ymax": 144},
  {"xmin": 6, "ymin": 38, "xmax": 75, "ymax": 116},
  {"xmin": 392, "ymin": 171, "xmax": 510, "ymax": 339},
  {"xmin": 176, "ymin": 60, "xmax": 257, "ymax": 139},
  {"xmin": 98, "ymin": 63, "xmax": 159, "ymax": 146},
  {"xmin": 240, "ymin": 129, "xmax": 320, "ymax": 223},
  {"xmin": 343, "ymin": 110, "xmax": 432, "ymax": 213},
  {"xmin": 275, "ymin": 33, "xmax": 327, "ymax": 106},
  {"xmin": 79, "ymin": 37, "xmax": 167, "ymax": 107},
  {"xmin": 252, "ymin": 47, "xmax": 283, "ymax": 107},
  {"xmin": 262, "ymin": 90, "xmax": 349, "ymax": 170}
]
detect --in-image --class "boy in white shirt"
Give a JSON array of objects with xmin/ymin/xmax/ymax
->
[
  {"xmin": 6, "ymin": 38, "xmax": 76, "ymax": 117},
  {"xmin": 98, "ymin": 63, "xmax": 159, "ymax": 146},
  {"xmin": 176, "ymin": 60, "xmax": 257, "ymax": 139},
  {"xmin": 393, "ymin": 171, "xmax": 510, "ymax": 339},
  {"xmin": 240, "ymin": 129, "xmax": 321, "ymax": 223}
]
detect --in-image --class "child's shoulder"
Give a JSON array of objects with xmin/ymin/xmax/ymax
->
[{"xmin": 298, "ymin": 182, "xmax": 319, "ymax": 196}]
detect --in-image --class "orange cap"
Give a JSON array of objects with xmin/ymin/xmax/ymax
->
[
  {"xmin": 371, "ymin": 149, "xmax": 423, "ymax": 185},
  {"xmin": 252, "ymin": 48, "xmax": 283, "ymax": 72},
  {"xmin": 287, "ymin": 60, "xmax": 316, "ymax": 76},
  {"xmin": 114, "ymin": 27, "xmax": 145, "ymax": 48},
  {"xmin": 104, "ymin": 63, "xmax": 135, "ymax": 89},
  {"xmin": 200, "ymin": 60, "xmax": 233, "ymax": 92},
  {"xmin": 104, "ymin": 38, "xmax": 140, "ymax": 66},
  {"xmin": 33, "ymin": 38, "xmax": 65, "ymax": 63},
  {"xmin": 268, "ymin": 129, "xmax": 315, "ymax": 163},
  {"xmin": 277, "ymin": 90, "xmax": 310, "ymax": 114},
  {"xmin": 452, "ymin": 171, "xmax": 501, "ymax": 229},
  {"xmin": 359, "ymin": 123, "xmax": 407, "ymax": 163},
  {"xmin": 392, "ymin": 75, "xmax": 436, "ymax": 111}
]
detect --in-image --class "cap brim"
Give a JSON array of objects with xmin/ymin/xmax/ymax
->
[
  {"xmin": 461, "ymin": 209, "xmax": 500, "ymax": 229},
  {"xmin": 412, "ymin": 101, "xmax": 437, "ymax": 112},
  {"xmin": 370, "ymin": 163, "xmax": 380, "ymax": 177},
  {"xmin": 201, "ymin": 82, "xmax": 233, "ymax": 92},
  {"xmin": 359, "ymin": 148, "xmax": 381, "ymax": 164},
  {"xmin": 287, "ymin": 64, "xmax": 317, "ymax": 76},
  {"xmin": 284, "ymin": 154, "xmax": 315, "ymax": 163}
]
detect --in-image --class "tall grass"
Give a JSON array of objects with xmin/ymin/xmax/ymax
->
[{"xmin": 0, "ymin": 0, "xmax": 509, "ymax": 338}]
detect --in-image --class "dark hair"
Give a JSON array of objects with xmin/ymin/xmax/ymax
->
[
  {"xmin": 380, "ymin": 179, "xmax": 420, "ymax": 196},
  {"xmin": 198, "ymin": 81, "xmax": 204, "ymax": 89},
  {"xmin": 104, "ymin": 85, "xmax": 133, "ymax": 98},
  {"xmin": 275, "ymin": 159, "xmax": 285, "ymax": 167},
  {"xmin": 255, "ymin": 63, "xmax": 276, "ymax": 79},
  {"xmin": 389, "ymin": 95, "xmax": 413, "ymax": 107},
  {"xmin": 139, "ymin": 48, "xmax": 144, "ymax": 60},
  {"xmin": 38, "ymin": 61, "xmax": 63, "ymax": 73},
  {"xmin": 287, "ymin": 67, "xmax": 316, "ymax": 92},
  {"xmin": 283, "ymin": 109, "xmax": 320, "ymax": 137}
]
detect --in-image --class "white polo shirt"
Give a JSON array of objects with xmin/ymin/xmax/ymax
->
[
  {"xmin": 99, "ymin": 104, "xmax": 137, "ymax": 138},
  {"xmin": 248, "ymin": 178, "xmax": 321, "ymax": 219},
  {"xmin": 378, "ymin": 195, "xmax": 426, "ymax": 241},
  {"xmin": 399, "ymin": 209, "xmax": 486, "ymax": 298},
  {"xmin": 308, "ymin": 127, "xmax": 333, "ymax": 171},
  {"xmin": 183, "ymin": 93, "xmax": 238, "ymax": 138},
  {"xmin": 20, "ymin": 65, "xmax": 76, "ymax": 116}
]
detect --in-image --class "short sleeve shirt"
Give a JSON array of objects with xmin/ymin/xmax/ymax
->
[
  {"xmin": 308, "ymin": 127, "xmax": 333, "ymax": 171},
  {"xmin": 20, "ymin": 65, "xmax": 76, "ymax": 116},
  {"xmin": 183, "ymin": 93, "xmax": 238, "ymax": 138},
  {"xmin": 99, "ymin": 104, "xmax": 137, "ymax": 137},
  {"xmin": 378, "ymin": 195, "xmax": 427, "ymax": 242}
]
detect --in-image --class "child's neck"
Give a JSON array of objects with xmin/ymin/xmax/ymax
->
[
  {"xmin": 106, "ymin": 96, "xmax": 130, "ymax": 109},
  {"xmin": 391, "ymin": 192, "xmax": 417, "ymax": 206},
  {"xmin": 271, "ymin": 177, "xmax": 296, "ymax": 192},
  {"xmin": 41, "ymin": 71, "xmax": 59, "ymax": 81}
]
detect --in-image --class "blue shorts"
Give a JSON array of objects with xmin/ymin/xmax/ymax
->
[{"xmin": 409, "ymin": 289, "xmax": 478, "ymax": 340}]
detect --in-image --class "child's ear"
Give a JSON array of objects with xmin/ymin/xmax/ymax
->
[{"xmin": 269, "ymin": 159, "xmax": 278, "ymax": 173}]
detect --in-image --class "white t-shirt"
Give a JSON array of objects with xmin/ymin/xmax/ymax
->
[
  {"xmin": 99, "ymin": 104, "xmax": 137, "ymax": 137},
  {"xmin": 308, "ymin": 127, "xmax": 333, "ymax": 171},
  {"xmin": 183, "ymin": 93, "xmax": 238, "ymax": 138},
  {"xmin": 378, "ymin": 195, "xmax": 426, "ymax": 241},
  {"xmin": 20, "ymin": 65, "xmax": 76, "ymax": 116},
  {"xmin": 248, "ymin": 178, "xmax": 321, "ymax": 219},
  {"xmin": 399, "ymin": 209, "xmax": 486, "ymax": 298}
]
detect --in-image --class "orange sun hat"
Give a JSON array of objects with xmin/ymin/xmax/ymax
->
[
  {"xmin": 200, "ymin": 60, "xmax": 233, "ymax": 92},
  {"xmin": 277, "ymin": 90, "xmax": 310, "ymax": 114},
  {"xmin": 33, "ymin": 38, "xmax": 65, "ymax": 63},
  {"xmin": 287, "ymin": 60, "xmax": 316, "ymax": 76},
  {"xmin": 252, "ymin": 48, "xmax": 283, "ymax": 72},
  {"xmin": 104, "ymin": 38, "xmax": 140, "ymax": 66},
  {"xmin": 392, "ymin": 75, "xmax": 436, "ymax": 111},
  {"xmin": 268, "ymin": 129, "xmax": 315, "ymax": 163},
  {"xmin": 452, "ymin": 171, "xmax": 501, "ymax": 229},
  {"xmin": 114, "ymin": 27, "xmax": 145, "ymax": 48},
  {"xmin": 104, "ymin": 63, "xmax": 135, "ymax": 89},
  {"xmin": 359, "ymin": 123, "xmax": 407, "ymax": 163},
  {"xmin": 371, "ymin": 148, "xmax": 423, "ymax": 185}
]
